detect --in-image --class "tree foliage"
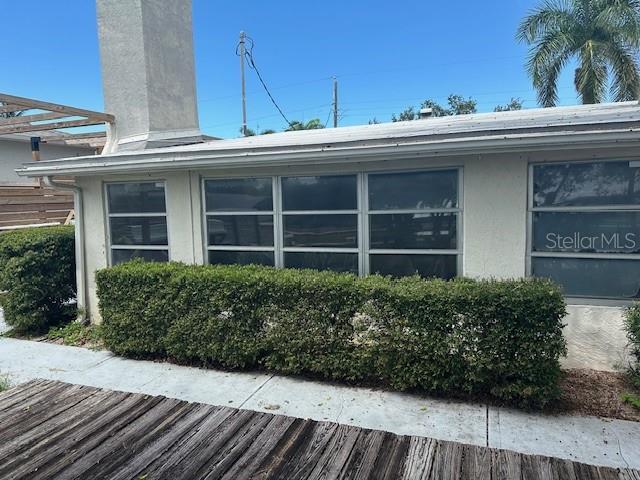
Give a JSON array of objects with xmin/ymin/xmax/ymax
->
[
  {"xmin": 391, "ymin": 94, "xmax": 480, "ymax": 122},
  {"xmin": 494, "ymin": 98, "xmax": 524, "ymax": 112},
  {"xmin": 517, "ymin": 0, "xmax": 640, "ymax": 106},
  {"xmin": 285, "ymin": 118, "xmax": 325, "ymax": 131}
]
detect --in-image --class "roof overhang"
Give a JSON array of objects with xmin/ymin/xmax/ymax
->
[{"xmin": 15, "ymin": 101, "xmax": 640, "ymax": 177}]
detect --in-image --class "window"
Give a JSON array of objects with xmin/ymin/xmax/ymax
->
[
  {"xmin": 204, "ymin": 177, "xmax": 275, "ymax": 266},
  {"xmin": 204, "ymin": 169, "xmax": 462, "ymax": 279},
  {"xmin": 281, "ymin": 175, "xmax": 359, "ymax": 274},
  {"xmin": 530, "ymin": 161, "xmax": 640, "ymax": 299},
  {"xmin": 106, "ymin": 181, "xmax": 169, "ymax": 265},
  {"xmin": 367, "ymin": 170, "xmax": 460, "ymax": 279}
]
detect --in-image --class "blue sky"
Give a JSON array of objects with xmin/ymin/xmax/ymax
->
[{"xmin": 0, "ymin": 0, "xmax": 581, "ymax": 139}]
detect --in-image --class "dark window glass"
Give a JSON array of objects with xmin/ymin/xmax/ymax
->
[
  {"xmin": 112, "ymin": 249, "xmax": 168, "ymax": 265},
  {"xmin": 205, "ymin": 178, "xmax": 273, "ymax": 211},
  {"xmin": 533, "ymin": 212, "xmax": 640, "ymax": 254},
  {"xmin": 207, "ymin": 215, "xmax": 274, "ymax": 246},
  {"xmin": 370, "ymin": 254, "xmax": 457, "ymax": 279},
  {"xmin": 533, "ymin": 161, "xmax": 640, "ymax": 207},
  {"xmin": 282, "ymin": 175, "xmax": 357, "ymax": 211},
  {"xmin": 532, "ymin": 257, "xmax": 640, "ymax": 299},
  {"xmin": 107, "ymin": 182, "xmax": 166, "ymax": 214},
  {"xmin": 370, "ymin": 213, "xmax": 457, "ymax": 250},
  {"xmin": 283, "ymin": 214, "xmax": 358, "ymax": 248},
  {"xmin": 369, "ymin": 170, "xmax": 458, "ymax": 210},
  {"xmin": 110, "ymin": 217, "xmax": 168, "ymax": 246},
  {"xmin": 208, "ymin": 250, "xmax": 275, "ymax": 266},
  {"xmin": 284, "ymin": 252, "xmax": 358, "ymax": 274}
]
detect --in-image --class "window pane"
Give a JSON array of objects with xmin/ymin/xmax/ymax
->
[
  {"xmin": 532, "ymin": 257, "xmax": 640, "ymax": 299},
  {"xmin": 370, "ymin": 254, "xmax": 457, "ymax": 279},
  {"xmin": 283, "ymin": 214, "xmax": 358, "ymax": 248},
  {"xmin": 112, "ymin": 249, "xmax": 168, "ymax": 265},
  {"xmin": 370, "ymin": 213, "xmax": 457, "ymax": 250},
  {"xmin": 533, "ymin": 211, "xmax": 640, "ymax": 254},
  {"xmin": 533, "ymin": 161, "xmax": 640, "ymax": 207},
  {"xmin": 282, "ymin": 175, "xmax": 357, "ymax": 210},
  {"xmin": 284, "ymin": 252, "xmax": 358, "ymax": 274},
  {"xmin": 107, "ymin": 182, "xmax": 166, "ymax": 214},
  {"xmin": 110, "ymin": 217, "xmax": 168, "ymax": 246},
  {"xmin": 208, "ymin": 250, "xmax": 274, "ymax": 266},
  {"xmin": 205, "ymin": 178, "xmax": 273, "ymax": 211},
  {"xmin": 369, "ymin": 170, "xmax": 458, "ymax": 210},
  {"xmin": 207, "ymin": 215, "xmax": 274, "ymax": 246}
]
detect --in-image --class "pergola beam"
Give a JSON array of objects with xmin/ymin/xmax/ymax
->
[
  {"xmin": 0, "ymin": 119, "xmax": 107, "ymax": 135},
  {"xmin": 0, "ymin": 104, "xmax": 26, "ymax": 114},
  {"xmin": 0, "ymin": 111, "xmax": 70, "ymax": 127},
  {"xmin": 0, "ymin": 93, "xmax": 114, "ymax": 123}
]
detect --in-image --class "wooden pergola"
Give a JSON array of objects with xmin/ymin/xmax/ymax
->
[
  {"xmin": 0, "ymin": 93, "xmax": 114, "ymax": 149},
  {"xmin": 0, "ymin": 93, "xmax": 114, "ymax": 229}
]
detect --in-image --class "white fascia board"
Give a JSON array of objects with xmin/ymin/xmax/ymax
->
[{"xmin": 16, "ymin": 129, "xmax": 640, "ymax": 177}]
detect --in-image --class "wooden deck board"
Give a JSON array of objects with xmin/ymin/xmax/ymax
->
[{"xmin": 0, "ymin": 380, "xmax": 636, "ymax": 480}]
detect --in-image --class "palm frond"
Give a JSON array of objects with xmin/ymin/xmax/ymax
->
[
  {"xmin": 526, "ymin": 29, "xmax": 576, "ymax": 104},
  {"xmin": 606, "ymin": 40, "xmax": 640, "ymax": 100},
  {"xmin": 597, "ymin": 1, "xmax": 640, "ymax": 48},
  {"xmin": 516, "ymin": 0, "xmax": 574, "ymax": 43}
]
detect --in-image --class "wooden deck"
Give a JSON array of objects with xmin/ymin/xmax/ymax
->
[{"xmin": 0, "ymin": 380, "xmax": 637, "ymax": 480}]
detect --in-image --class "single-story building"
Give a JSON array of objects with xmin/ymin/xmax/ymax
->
[{"xmin": 16, "ymin": 0, "xmax": 640, "ymax": 372}]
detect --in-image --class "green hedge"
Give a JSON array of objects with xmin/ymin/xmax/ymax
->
[
  {"xmin": 624, "ymin": 304, "xmax": 640, "ymax": 388},
  {"xmin": 0, "ymin": 226, "xmax": 76, "ymax": 333},
  {"xmin": 96, "ymin": 262, "xmax": 567, "ymax": 407}
]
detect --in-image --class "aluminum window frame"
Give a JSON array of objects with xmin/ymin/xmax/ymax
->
[
  {"xmin": 279, "ymin": 173, "xmax": 360, "ymax": 273},
  {"xmin": 201, "ymin": 166, "xmax": 463, "ymax": 278},
  {"xmin": 104, "ymin": 179, "xmax": 170, "ymax": 266},
  {"xmin": 527, "ymin": 159, "xmax": 640, "ymax": 301},
  {"xmin": 363, "ymin": 167, "xmax": 463, "ymax": 276},
  {"xmin": 202, "ymin": 176, "xmax": 277, "ymax": 266}
]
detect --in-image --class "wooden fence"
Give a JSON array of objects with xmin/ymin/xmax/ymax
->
[{"xmin": 0, "ymin": 185, "xmax": 74, "ymax": 230}]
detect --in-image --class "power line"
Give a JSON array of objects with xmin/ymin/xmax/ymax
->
[{"xmin": 238, "ymin": 34, "xmax": 292, "ymax": 127}]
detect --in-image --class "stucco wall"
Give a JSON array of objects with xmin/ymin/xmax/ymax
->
[
  {"xmin": 0, "ymin": 138, "xmax": 91, "ymax": 184},
  {"xmin": 79, "ymin": 150, "xmax": 633, "ymax": 371}
]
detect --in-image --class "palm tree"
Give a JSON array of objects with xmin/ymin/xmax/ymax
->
[
  {"xmin": 285, "ymin": 119, "xmax": 324, "ymax": 131},
  {"xmin": 517, "ymin": 0, "xmax": 640, "ymax": 106}
]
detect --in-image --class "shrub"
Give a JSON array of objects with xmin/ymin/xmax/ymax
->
[
  {"xmin": 0, "ymin": 226, "xmax": 76, "ymax": 333},
  {"xmin": 97, "ymin": 262, "xmax": 567, "ymax": 408},
  {"xmin": 623, "ymin": 303, "xmax": 640, "ymax": 388}
]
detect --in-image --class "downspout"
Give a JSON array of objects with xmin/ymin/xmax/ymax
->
[{"xmin": 42, "ymin": 176, "xmax": 87, "ymax": 324}]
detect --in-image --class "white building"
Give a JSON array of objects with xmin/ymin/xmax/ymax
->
[{"xmin": 16, "ymin": 0, "xmax": 640, "ymax": 372}]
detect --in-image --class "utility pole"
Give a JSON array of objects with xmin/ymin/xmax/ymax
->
[
  {"xmin": 332, "ymin": 76, "xmax": 338, "ymax": 128},
  {"xmin": 239, "ymin": 31, "xmax": 248, "ymax": 136}
]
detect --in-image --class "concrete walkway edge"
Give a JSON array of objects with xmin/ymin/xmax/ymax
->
[{"xmin": 1, "ymin": 336, "xmax": 638, "ymax": 470}]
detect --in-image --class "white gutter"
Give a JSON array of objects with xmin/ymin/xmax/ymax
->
[
  {"xmin": 42, "ymin": 177, "xmax": 87, "ymax": 324},
  {"xmin": 16, "ymin": 128, "xmax": 640, "ymax": 177}
]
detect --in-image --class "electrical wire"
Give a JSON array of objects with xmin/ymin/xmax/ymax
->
[{"xmin": 238, "ymin": 35, "xmax": 292, "ymax": 127}]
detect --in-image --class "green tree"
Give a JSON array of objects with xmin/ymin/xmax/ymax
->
[
  {"xmin": 494, "ymin": 98, "xmax": 524, "ymax": 112},
  {"xmin": 392, "ymin": 94, "xmax": 477, "ymax": 121},
  {"xmin": 517, "ymin": 0, "xmax": 640, "ymax": 106},
  {"xmin": 285, "ymin": 119, "xmax": 325, "ymax": 131}
]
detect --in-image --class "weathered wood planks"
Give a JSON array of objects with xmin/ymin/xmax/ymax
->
[{"xmin": 0, "ymin": 380, "xmax": 635, "ymax": 480}]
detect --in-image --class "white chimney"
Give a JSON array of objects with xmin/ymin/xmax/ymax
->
[{"xmin": 97, "ymin": 0, "xmax": 203, "ymax": 152}]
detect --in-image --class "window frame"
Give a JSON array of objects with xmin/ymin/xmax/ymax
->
[
  {"xmin": 104, "ymin": 180, "xmax": 170, "ymax": 266},
  {"xmin": 527, "ymin": 159, "xmax": 640, "ymax": 303},
  {"xmin": 363, "ymin": 167, "xmax": 463, "ymax": 277},
  {"xmin": 201, "ymin": 166, "xmax": 463, "ymax": 278},
  {"xmin": 201, "ymin": 176, "xmax": 277, "ymax": 266}
]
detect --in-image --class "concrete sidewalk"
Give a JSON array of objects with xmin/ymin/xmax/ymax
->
[{"xmin": 1, "ymin": 333, "xmax": 639, "ymax": 470}]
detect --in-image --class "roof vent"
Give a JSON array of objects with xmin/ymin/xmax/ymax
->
[{"xmin": 419, "ymin": 108, "xmax": 433, "ymax": 119}]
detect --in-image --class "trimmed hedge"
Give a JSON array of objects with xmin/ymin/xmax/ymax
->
[
  {"xmin": 96, "ymin": 262, "xmax": 567, "ymax": 407},
  {"xmin": 624, "ymin": 304, "xmax": 640, "ymax": 388},
  {"xmin": 0, "ymin": 226, "xmax": 76, "ymax": 333}
]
